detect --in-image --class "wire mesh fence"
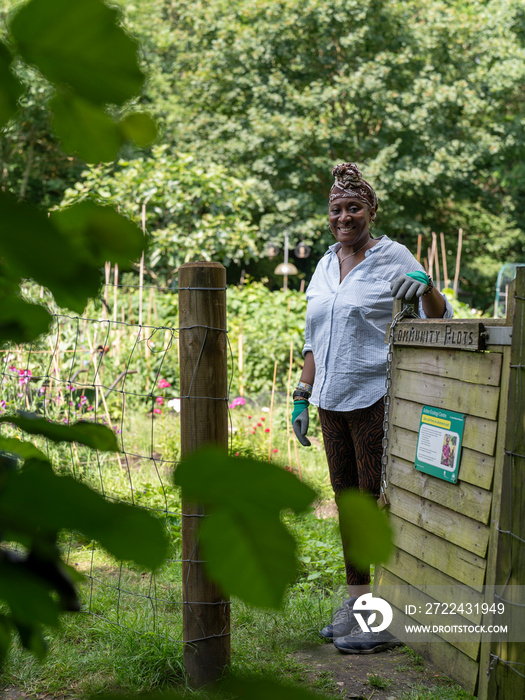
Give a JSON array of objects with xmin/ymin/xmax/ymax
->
[{"xmin": 0, "ymin": 276, "xmax": 217, "ymax": 647}]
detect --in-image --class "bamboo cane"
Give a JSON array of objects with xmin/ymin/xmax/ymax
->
[
  {"xmin": 238, "ymin": 332, "xmax": 244, "ymax": 397},
  {"xmin": 286, "ymin": 341, "xmax": 293, "ymax": 472},
  {"xmin": 432, "ymin": 232, "xmax": 440, "ymax": 289},
  {"xmin": 139, "ymin": 202, "xmax": 146, "ymax": 326},
  {"xmin": 416, "ymin": 234, "xmax": 422, "ymax": 263},
  {"xmin": 104, "ymin": 261, "xmax": 111, "ymax": 319},
  {"xmin": 440, "ymin": 232, "xmax": 449, "ymax": 287},
  {"xmin": 267, "ymin": 361, "xmax": 278, "ymax": 462},
  {"xmin": 453, "ymin": 228, "xmax": 463, "ymax": 296},
  {"xmin": 113, "ymin": 264, "xmax": 119, "ymax": 324}
]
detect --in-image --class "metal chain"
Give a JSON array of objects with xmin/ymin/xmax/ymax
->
[{"xmin": 379, "ymin": 304, "xmax": 419, "ymax": 506}]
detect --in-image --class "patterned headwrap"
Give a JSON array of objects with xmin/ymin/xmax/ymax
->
[{"xmin": 329, "ymin": 163, "xmax": 378, "ymax": 220}]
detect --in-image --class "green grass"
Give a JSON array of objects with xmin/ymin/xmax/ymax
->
[
  {"xmin": 0, "ymin": 399, "xmax": 474, "ymax": 700},
  {"xmin": 399, "ymin": 686, "xmax": 476, "ymax": 700},
  {"xmin": 368, "ymin": 672, "xmax": 392, "ymax": 689}
]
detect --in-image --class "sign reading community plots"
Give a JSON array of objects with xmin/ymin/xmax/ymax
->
[{"xmin": 415, "ymin": 406, "xmax": 466, "ymax": 483}]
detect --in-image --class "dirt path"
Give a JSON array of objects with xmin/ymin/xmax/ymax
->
[
  {"xmin": 1, "ymin": 645, "xmax": 461, "ymax": 700},
  {"xmin": 293, "ymin": 642, "xmax": 460, "ymax": 699}
]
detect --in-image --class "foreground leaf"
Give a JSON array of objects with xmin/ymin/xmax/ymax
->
[
  {"xmin": 0, "ymin": 468, "xmax": 169, "ymax": 570},
  {"xmin": 174, "ymin": 448, "xmax": 315, "ymax": 515},
  {"xmin": 0, "ymin": 413, "xmax": 119, "ymax": 452},
  {"xmin": 51, "ymin": 201, "xmax": 145, "ymax": 269},
  {"xmin": 51, "ymin": 93, "xmax": 122, "ymax": 162},
  {"xmin": 0, "ymin": 561, "xmax": 60, "ymax": 628},
  {"xmin": 10, "ymin": 0, "xmax": 144, "ymax": 106},
  {"xmin": 0, "ymin": 436, "xmax": 49, "ymax": 463},
  {"xmin": 199, "ymin": 508, "xmax": 297, "ymax": 609},
  {"xmin": 0, "ymin": 296, "xmax": 53, "ymax": 343},
  {"xmin": 221, "ymin": 675, "xmax": 335, "ymax": 700},
  {"xmin": 119, "ymin": 112, "xmax": 158, "ymax": 148},
  {"xmin": 337, "ymin": 489, "xmax": 393, "ymax": 571},
  {"xmin": 174, "ymin": 448, "xmax": 316, "ymax": 608},
  {"xmin": 0, "ymin": 191, "xmax": 100, "ymax": 312},
  {"xmin": 0, "ymin": 43, "xmax": 23, "ymax": 128}
]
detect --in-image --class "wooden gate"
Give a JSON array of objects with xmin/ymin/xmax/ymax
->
[{"xmin": 375, "ymin": 268, "xmax": 525, "ymax": 699}]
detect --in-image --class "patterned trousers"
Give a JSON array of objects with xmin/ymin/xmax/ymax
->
[{"xmin": 318, "ymin": 398, "xmax": 384, "ymax": 586}]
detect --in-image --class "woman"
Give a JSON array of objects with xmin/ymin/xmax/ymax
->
[{"xmin": 292, "ymin": 163, "xmax": 453, "ymax": 654}]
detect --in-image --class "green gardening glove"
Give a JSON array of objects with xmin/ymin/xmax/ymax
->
[
  {"xmin": 292, "ymin": 399, "xmax": 311, "ymax": 447},
  {"xmin": 390, "ymin": 271, "xmax": 432, "ymax": 301}
]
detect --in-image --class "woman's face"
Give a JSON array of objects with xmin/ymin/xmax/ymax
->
[{"xmin": 328, "ymin": 197, "xmax": 375, "ymax": 247}]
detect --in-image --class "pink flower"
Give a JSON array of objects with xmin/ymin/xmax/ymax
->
[
  {"xmin": 8, "ymin": 365, "xmax": 16, "ymax": 372},
  {"xmin": 257, "ymin": 422, "xmax": 262, "ymax": 427},
  {"xmin": 234, "ymin": 452, "xmax": 240, "ymax": 457},
  {"xmin": 79, "ymin": 395, "xmax": 88, "ymax": 406},
  {"xmin": 18, "ymin": 369, "xmax": 32, "ymax": 385},
  {"xmin": 251, "ymin": 430, "xmax": 256, "ymax": 434},
  {"xmin": 228, "ymin": 396, "xmax": 246, "ymax": 409},
  {"xmin": 158, "ymin": 378, "xmax": 171, "ymax": 388},
  {"xmin": 156, "ymin": 396, "xmax": 164, "ymax": 405},
  {"xmin": 153, "ymin": 407, "xmax": 162, "ymax": 414},
  {"xmin": 264, "ymin": 428, "xmax": 270, "ymax": 433},
  {"xmin": 0, "ymin": 400, "xmax": 6, "ymax": 412},
  {"xmin": 272, "ymin": 448, "xmax": 278, "ymax": 453},
  {"xmin": 247, "ymin": 415, "xmax": 252, "ymax": 419},
  {"xmin": 261, "ymin": 417, "xmax": 266, "ymax": 421}
]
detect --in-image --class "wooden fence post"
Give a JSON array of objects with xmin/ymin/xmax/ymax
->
[
  {"xmin": 480, "ymin": 268, "xmax": 525, "ymax": 699},
  {"xmin": 178, "ymin": 261, "xmax": 230, "ymax": 686}
]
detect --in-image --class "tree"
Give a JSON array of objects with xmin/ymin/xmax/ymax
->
[
  {"xmin": 119, "ymin": 0, "xmax": 525, "ymax": 308},
  {"xmin": 61, "ymin": 146, "xmax": 262, "ymax": 284}
]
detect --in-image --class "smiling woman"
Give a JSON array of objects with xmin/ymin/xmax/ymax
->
[{"xmin": 291, "ymin": 162, "xmax": 453, "ymax": 655}]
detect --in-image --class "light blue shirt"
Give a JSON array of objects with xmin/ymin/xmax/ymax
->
[{"xmin": 303, "ymin": 236, "xmax": 453, "ymax": 411}]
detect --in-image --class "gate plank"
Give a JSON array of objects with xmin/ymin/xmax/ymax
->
[
  {"xmin": 390, "ymin": 514, "xmax": 486, "ymax": 590},
  {"xmin": 394, "ymin": 369, "xmax": 500, "ymax": 420},
  {"xmin": 388, "ymin": 482, "xmax": 490, "ymax": 556},
  {"xmin": 395, "ymin": 346, "xmax": 502, "ymax": 386},
  {"xmin": 378, "ymin": 549, "xmax": 484, "ymax": 624},
  {"xmin": 378, "ymin": 568, "xmax": 481, "ymax": 660}
]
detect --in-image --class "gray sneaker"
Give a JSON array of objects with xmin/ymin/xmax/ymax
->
[
  {"xmin": 333, "ymin": 624, "xmax": 402, "ymax": 654},
  {"xmin": 319, "ymin": 597, "xmax": 359, "ymax": 641}
]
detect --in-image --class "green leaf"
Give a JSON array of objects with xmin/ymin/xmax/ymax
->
[
  {"xmin": 174, "ymin": 448, "xmax": 316, "ymax": 608},
  {"xmin": 221, "ymin": 675, "xmax": 335, "ymax": 700},
  {"xmin": 0, "ymin": 561, "xmax": 60, "ymax": 627},
  {"xmin": 0, "ymin": 436, "xmax": 50, "ymax": 463},
  {"xmin": 0, "ymin": 295, "xmax": 53, "ymax": 343},
  {"xmin": 9, "ymin": 0, "xmax": 144, "ymax": 106},
  {"xmin": 200, "ymin": 508, "xmax": 297, "ymax": 609},
  {"xmin": 337, "ymin": 490, "xmax": 393, "ymax": 571},
  {"xmin": 92, "ymin": 694, "xmax": 186, "ymax": 700},
  {"xmin": 0, "ymin": 191, "xmax": 100, "ymax": 313},
  {"xmin": 0, "ymin": 615, "xmax": 12, "ymax": 663},
  {"xmin": 119, "ymin": 112, "xmax": 158, "ymax": 148},
  {"xmin": 0, "ymin": 412, "xmax": 120, "ymax": 452},
  {"xmin": 13, "ymin": 621, "xmax": 47, "ymax": 661},
  {"xmin": 174, "ymin": 448, "xmax": 316, "ymax": 515},
  {"xmin": 51, "ymin": 93, "xmax": 122, "ymax": 163},
  {"xmin": 0, "ymin": 43, "xmax": 23, "ymax": 128},
  {"xmin": 0, "ymin": 469, "xmax": 169, "ymax": 570},
  {"xmin": 51, "ymin": 201, "xmax": 145, "ymax": 269}
]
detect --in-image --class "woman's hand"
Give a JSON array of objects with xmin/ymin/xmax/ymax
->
[
  {"xmin": 292, "ymin": 400, "xmax": 311, "ymax": 447},
  {"xmin": 390, "ymin": 271, "xmax": 430, "ymax": 300},
  {"xmin": 390, "ymin": 271, "xmax": 446, "ymax": 318}
]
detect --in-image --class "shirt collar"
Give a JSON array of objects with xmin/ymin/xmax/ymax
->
[{"xmin": 328, "ymin": 235, "xmax": 389, "ymax": 257}]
